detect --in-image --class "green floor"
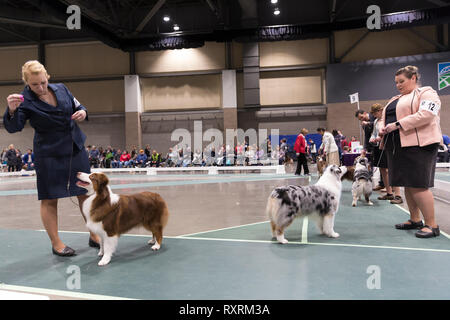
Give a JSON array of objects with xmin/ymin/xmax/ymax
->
[
  {"xmin": 0, "ymin": 182, "xmax": 449, "ymax": 300},
  {"xmin": 435, "ymin": 171, "xmax": 450, "ymax": 182}
]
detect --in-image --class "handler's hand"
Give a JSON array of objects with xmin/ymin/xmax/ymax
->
[
  {"xmin": 72, "ymin": 110, "xmax": 86, "ymax": 122},
  {"xmin": 381, "ymin": 123, "xmax": 397, "ymax": 135},
  {"xmin": 6, "ymin": 94, "xmax": 24, "ymax": 115}
]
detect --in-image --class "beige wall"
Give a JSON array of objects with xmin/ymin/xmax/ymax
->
[
  {"xmin": 259, "ymin": 38, "xmax": 328, "ymax": 67},
  {"xmin": 136, "ymin": 42, "xmax": 226, "ymax": 74},
  {"xmin": 0, "ymin": 46, "xmax": 38, "ymax": 81},
  {"xmin": 45, "ymin": 41, "xmax": 129, "ymax": 78},
  {"xmin": 0, "ymin": 84, "xmax": 26, "ymax": 105},
  {"xmin": 63, "ymin": 80, "xmax": 125, "ymax": 113},
  {"xmin": 259, "ymin": 69, "xmax": 323, "ymax": 106},
  {"xmin": 327, "ymin": 100, "xmax": 388, "ymax": 142},
  {"xmin": 335, "ymin": 26, "xmax": 437, "ymax": 63},
  {"xmin": 141, "ymin": 74, "xmax": 222, "ymax": 111}
]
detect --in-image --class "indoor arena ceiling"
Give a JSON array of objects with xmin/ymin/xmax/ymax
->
[{"xmin": 1, "ymin": 0, "xmax": 450, "ymax": 51}]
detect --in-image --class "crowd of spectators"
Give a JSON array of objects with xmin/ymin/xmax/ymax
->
[
  {"xmin": 85, "ymin": 141, "xmax": 283, "ymax": 169},
  {"xmin": 1, "ymin": 144, "xmax": 35, "ymax": 172},
  {"xmin": 3, "ymin": 133, "xmax": 448, "ymax": 172}
]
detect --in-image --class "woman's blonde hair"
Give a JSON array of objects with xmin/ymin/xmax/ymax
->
[
  {"xmin": 370, "ymin": 103, "xmax": 384, "ymax": 114},
  {"xmin": 301, "ymin": 128, "xmax": 309, "ymax": 135},
  {"xmin": 395, "ymin": 65, "xmax": 420, "ymax": 82},
  {"xmin": 22, "ymin": 60, "xmax": 50, "ymax": 84}
]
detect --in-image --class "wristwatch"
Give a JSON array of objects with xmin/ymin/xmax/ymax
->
[{"xmin": 395, "ymin": 121, "xmax": 401, "ymax": 128}]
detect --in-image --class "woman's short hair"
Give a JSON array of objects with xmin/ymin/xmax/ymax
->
[
  {"xmin": 370, "ymin": 103, "xmax": 384, "ymax": 114},
  {"xmin": 301, "ymin": 128, "xmax": 309, "ymax": 135},
  {"xmin": 22, "ymin": 60, "xmax": 50, "ymax": 84},
  {"xmin": 395, "ymin": 65, "xmax": 420, "ymax": 82}
]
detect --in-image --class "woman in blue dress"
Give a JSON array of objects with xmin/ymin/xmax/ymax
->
[{"xmin": 4, "ymin": 60, "xmax": 100, "ymax": 256}]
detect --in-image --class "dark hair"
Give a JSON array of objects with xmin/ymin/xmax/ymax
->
[
  {"xmin": 395, "ymin": 65, "xmax": 420, "ymax": 82},
  {"xmin": 332, "ymin": 129, "xmax": 338, "ymax": 136},
  {"xmin": 354, "ymin": 109, "xmax": 365, "ymax": 118},
  {"xmin": 317, "ymin": 127, "xmax": 325, "ymax": 132}
]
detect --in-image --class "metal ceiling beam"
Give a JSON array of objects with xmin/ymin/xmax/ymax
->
[
  {"xmin": 204, "ymin": 0, "xmax": 220, "ymax": 18},
  {"xmin": 0, "ymin": 16, "xmax": 66, "ymax": 29},
  {"xmin": 0, "ymin": 25, "xmax": 37, "ymax": 42},
  {"xmin": 426, "ymin": 0, "xmax": 449, "ymax": 6},
  {"xmin": 237, "ymin": 0, "xmax": 258, "ymax": 28},
  {"xmin": 329, "ymin": 0, "xmax": 337, "ymax": 23},
  {"xmin": 135, "ymin": 0, "xmax": 167, "ymax": 33},
  {"xmin": 21, "ymin": 0, "xmax": 122, "ymax": 48},
  {"xmin": 407, "ymin": 27, "xmax": 447, "ymax": 51}
]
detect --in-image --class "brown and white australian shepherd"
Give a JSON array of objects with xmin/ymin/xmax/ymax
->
[{"xmin": 76, "ymin": 172, "xmax": 169, "ymax": 266}]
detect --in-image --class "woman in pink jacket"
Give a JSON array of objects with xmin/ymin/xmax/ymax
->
[{"xmin": 379, "ymin": 66, "xmax": 442, "ymax": 238}]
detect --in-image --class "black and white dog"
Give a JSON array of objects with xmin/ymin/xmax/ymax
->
[
  {"xmin": 351, "ymin": 157, "xmax": 373, "ymax": 207},
  {"xmin": 266, "ymin": 165, "xmax": 347, "ymax": 244}
]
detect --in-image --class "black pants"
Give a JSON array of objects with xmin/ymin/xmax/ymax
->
[{"xmin": 295, "ymin": 153, "xmax": 309, "ymax": 175}]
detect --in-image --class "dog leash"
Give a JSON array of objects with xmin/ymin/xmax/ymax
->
[{"xmin": 375, "ymin": 130, "xmax": 392, "ymax": 168}]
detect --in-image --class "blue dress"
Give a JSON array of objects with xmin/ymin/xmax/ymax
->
[{"xmin": 3, "ymin": 83, "xmax": 91, "ymax": 200}]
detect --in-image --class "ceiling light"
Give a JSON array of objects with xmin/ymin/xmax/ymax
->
[
  {"xmin": 173, "ymin": 24, "xmax": 180, "ymax": 31},
  {"xmin": 271, "ymin": 0, "xmax": 278, "ymax": 4},
  {"xmin": 163, "ymin": 15, "xmax": 170, "ymax": 22},
  {"xmin": 273, "ymin": 8, "xmax": 280, "ymax": 15}
]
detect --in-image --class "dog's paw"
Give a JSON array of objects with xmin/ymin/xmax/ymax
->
[
  {"xmin": 276, "ymin": 235, "xmax": 289, "ymax": 244},
  {"xmin": 148, "ymin": 238, "xmax": 156, "ymax": 246},
  {"xmin": 98, "ymin": 250, "xmax": 104, "ymax": 257},
  {"xmin": 367, "ymin": 201, "xmax": 374, "ymax": 206},
  {"xmin": 98, "ymin": 257, "xmax": 111, "ymax": 266},
  {"xmin": 328, "ymin": 232, "xmax": 340, "ymax": 238},
  {"xmin": 352, "ymin": 201, "xmax": 357, "ymax": 207},
  {"xmin": 151, "ymin": 243, "xmax": 160, "ymax": 251}
]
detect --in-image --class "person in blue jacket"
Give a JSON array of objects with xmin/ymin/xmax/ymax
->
[
  {"xmin": 4, "ymin": 60, "xmax": 100, "ymax": 256},
  {"xmin": 22, "ymin": 149, "xmax": 35, "ymax": 170}
]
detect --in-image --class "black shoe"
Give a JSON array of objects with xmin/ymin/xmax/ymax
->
[
  {"xmin": 52, "ymin": 246, "xmax": 76, "ymax": 257},
  {"xmin": 395, "ymin": 219, "xmax": 424, "ymax": 230},
  {"xmin": 89, "ymin": 238, "xmax": 100, "ymax": 248},
  {"xmin": 415, "ymin": 225, "xmax": 440, "ymax": 238}
]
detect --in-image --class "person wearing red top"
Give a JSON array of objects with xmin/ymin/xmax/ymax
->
[
  {"xmin": 294, "ymin": 128, "xmax": 309, "ymax": 176},
  {"xmin": 119, "ymin": 150, "xmax": 131, "ymax": 168}
]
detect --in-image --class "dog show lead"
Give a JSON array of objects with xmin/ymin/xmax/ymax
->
[{"xmin": 3, "ymin": 60, "xmax": 101, "ymax": 256}]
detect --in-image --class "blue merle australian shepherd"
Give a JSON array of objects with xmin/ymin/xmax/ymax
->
[{"xmin": 267, "ymin": 165, "xmax": 347, "ymax": 244}]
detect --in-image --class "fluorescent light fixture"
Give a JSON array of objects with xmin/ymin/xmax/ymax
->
[
  {"xmin": 173, "ymin": 24, "xmax": 180, "ymax": 31},
  {"xmin": 163, "ymin": 15, "xmax": 170, "ymax": 22},
  {"xmin": 271, "ymin": 0, "xmax": 278, "ymax": 4},
  {"xmin": 273, "ymin": 8, "xmax": 280, "ymax": 15}
]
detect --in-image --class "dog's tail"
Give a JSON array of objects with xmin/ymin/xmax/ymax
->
[
  {"xmin": 353, "ymin": 179, "xmax": 365, "ymax": 195},
  {"xmin": 266, "ymin": 191, "xmax": 281, "ymax": 223},
  {"xmin": 363, "ymin": 180, "xmax": 373, "ymax": 197}
]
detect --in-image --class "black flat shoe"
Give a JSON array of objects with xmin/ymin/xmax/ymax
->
[
  {"xmin": 89, "ymin": 238, "xmax": 100, "ymax": 248},
  {"xmin": 52, "ymin": 246, "xmax": 76, "ymax": 257},
  {"xmin": 395, "ymin": 219, "xmax": 424, "ymax": 230},
  {"xmin": 415, "ymin": 225, "xmax": 440, "ymax": 238}
]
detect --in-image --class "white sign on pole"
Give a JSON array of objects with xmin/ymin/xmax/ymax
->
[{"xmin": 349, "ymin": 92, "xmax": 359, "ymax": 104}]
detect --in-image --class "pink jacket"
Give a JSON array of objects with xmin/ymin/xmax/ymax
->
[{"xmin": 379, "ymin": 86, "xmax": 443, "ymax": 149}]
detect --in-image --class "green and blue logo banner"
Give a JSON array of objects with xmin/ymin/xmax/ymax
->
[{"xmin": 438, "ymin": 62, "xmax": 450, "ymax": 90}]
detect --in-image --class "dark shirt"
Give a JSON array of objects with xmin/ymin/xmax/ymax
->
[
  {"xmin": 363, "ymin": 113, "xmax": 376, "ymax": 152},
  {"xmin": 385, "ymin": 99, "xmax": 399, "ymax": 125}
]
